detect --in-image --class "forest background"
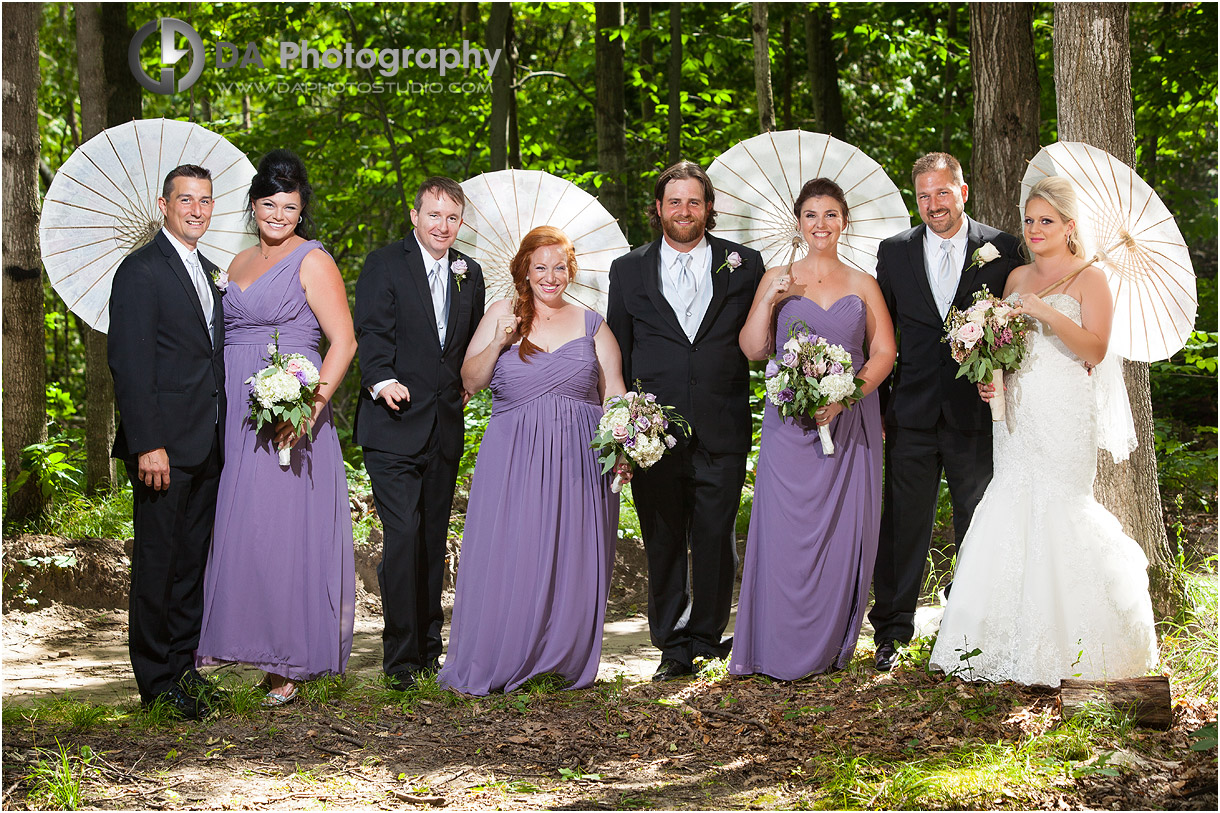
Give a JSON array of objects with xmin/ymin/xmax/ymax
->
[{"xmin": 2, "ymin": 0, "xmax": 1216, "ymax": 610}]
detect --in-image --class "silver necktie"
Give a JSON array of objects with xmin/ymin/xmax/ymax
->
[
  {"xmin": 189, "ymin": 252, "xmax": 214, "ymax": 343},
  {"xmin": 428, "ymin": 261, "xmax": 447, "ymax": 341},
  {"xmin": 938, "ymin": 239, "xmax": 955, "ymax": 316},
  {"xmin": 676, "ymin": 253, "xmax": 696, "ymax": 321}
]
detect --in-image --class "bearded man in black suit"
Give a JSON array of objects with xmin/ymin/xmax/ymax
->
[
  {"xmin": 354, "ymin": 177, "xmax": 486, "ymax": 691},
  {"xmin": 109, "ymin": 164, "xmax": 226, "ymax": 719},
  {"xmin": 606, "ymin": 161, "xmax": 764, "ymax": 682},
  {"xmin": 868, "ymin": 152, "xmax": 1023, "ymax": 671}
]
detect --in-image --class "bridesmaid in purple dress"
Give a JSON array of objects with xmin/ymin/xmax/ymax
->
[
  {"xmin": 730, "ymin": 178, "xmax": 896, "ymax": 680},
  {"xmin": 438, "ymin": 226, "xmax": 628, "ymax": 695},
  {"xmin": 196, "ymin": 151, "xmax": 357, "ymax": 706}
]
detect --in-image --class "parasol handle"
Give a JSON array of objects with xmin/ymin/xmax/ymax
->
[{"xmin": 1035, "ymin": 253, "xmax": 1100, "ymax": 298}]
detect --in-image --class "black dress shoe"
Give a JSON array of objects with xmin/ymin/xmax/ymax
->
[
  {"xmin": 652, "ymin": 658, "xmax": 694, "ymax": 683},
  {"xmin": 874, "ymin": 640, "xmax": 901, "ymax": 672},
  {"xmin": 385, "ymin": 670, "xmax": 421, "ymax": 692},
  {"xmin": 152, "ymin": 686, "xmax": 210, "ymax": 720}
]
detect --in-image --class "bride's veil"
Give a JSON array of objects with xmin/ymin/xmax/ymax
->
[{"xmin": 1093, "ymin": 353, "xmax": 1138, "ymax": 462}]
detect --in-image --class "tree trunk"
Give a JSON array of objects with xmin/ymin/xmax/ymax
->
[
  {"xmin": 969, "ymin": 2, "xmax": 1041, "ymax": 236},
  {"xmin": 751, "ymin": 3, "xmax": 775, "ymax": 133},
  {"xmin": 487, "ymin": 3, "xmax": 512, "ymax": 171},
  {"xmin": 594, "ymin": 3, "xmax": 628, "ymax": 227},
  {"xmin": 940, "ymin": 4, "xmax": 960, "ymax": 154},
  {"xmin": 3, "ymin": 2, "xmax": 48, "ymax": 519},
  {"xmin": 667, "ymin": 2, "xmax": 682, "ymax": 165},
  {"xmin": 1053, "ymin": 2, "xmax": 1180, "ymax": 618},
  {"xmin": 639, "ymin": 3, "xmax": 655, "ymax": 124},
  {"xmin": 506, "ymin": 11, "xmax": 521, "ymax": 169},
  {"xmin": 804, "ymin": 3, "xmax": 844, "ymax": 138},
  {"xmin": 780, "ymin": 14, "xmax": 793, "ymax": 130},
  {"xmin": 1059, "ymin": 676, "xmax": 1173, "ymax": 730}
]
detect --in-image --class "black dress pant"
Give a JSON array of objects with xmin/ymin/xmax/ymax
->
[
  {"xmin": 127, "ymin": 433, "xmax": 220, "ymax": 703},
  {"xmin": 633, "ymin": 435, "xmax": 745, "ymax": 666},
  {"xmin": 869, "ymin": 420, "xmax": 992, "ymax": 646},
  {"xmin": 364, "ymin": 428, "xmax": 458, "ymax": 679}
]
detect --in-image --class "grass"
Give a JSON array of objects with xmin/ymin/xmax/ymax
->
[
  {"xmin": 15, "ymin": 488, "xmax": 134, "ymax": 540},
  {"xmin": 1159, "ymin": 559, "xmax": 1219, "ymax": 702},
  {"xmin": 25, "ymin": 739, "xmax": 92, "ymax": 810}
]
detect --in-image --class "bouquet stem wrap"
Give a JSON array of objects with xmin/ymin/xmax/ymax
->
[
  {"xmin": 818, "ymin": 423, "xmax": 835, "ymax": 455},
  {"xmin": 989, "ymin": 368, "xmax": 1005, "ymax": 422},
  {"xmin": 278, "ymin": 445, "xmax": 292, "ymax": 468}
]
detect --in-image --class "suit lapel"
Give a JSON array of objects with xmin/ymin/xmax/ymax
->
[
  {"xmin": 906, "ymin": 225, "xmax": 940, "ymax": 317},
  {"xmin": 198, "ymin": 251, "xmax": 224, "ymax": 347},
  {"xmin": 692, "ymin": 236, "xmax": 730, "ymax": 343},
  {"xmin": 640, "ymin": 241, "xmax": 687, "ymax": 340},
  {"xmin": 954, "ymin": 217, "xmax": 985, "ymax": 306},
  {"xmin": 158, "ymin": 232, "xmax": 210, "ymax": 339},
  {"xmin": 444, "ymin": 247, "xmax": 469, "ymax": 357},
  {"xmin": 404, "ymin": 232, "xmax": 442, "ymax": 348}
]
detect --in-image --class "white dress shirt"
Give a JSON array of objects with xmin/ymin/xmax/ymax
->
[
  {"xmin": 923, "ymin": 218, "xmax": 970, "ymax": 320},
  {"xmin": 161, "ymin": 227, "xmax": 214, "ymax": 340},
  {"xmin": 659, "ymin": 235, "xmax": 713, "ymax": 342}
]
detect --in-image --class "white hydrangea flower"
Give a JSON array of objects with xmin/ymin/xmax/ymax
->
[{"xmin": 820, "ymin": 372, "xmax": 856, "ymax": 404}]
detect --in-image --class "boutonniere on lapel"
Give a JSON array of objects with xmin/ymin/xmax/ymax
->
[
  {"xmin": 965, "ymin": 241, "xmax": 1001, "ymax": 273},
  {"xmin": 451, "ymin": 259, "xmax": 468, "ymax": 291},
  {"xmin": 212, "ymin": 269, "xmax": 229, "ymax": 294},
  {"xmin": 714, "ymin": 251, "xmax": 743, "ymax": 275}
]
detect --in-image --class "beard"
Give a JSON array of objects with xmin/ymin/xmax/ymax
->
[{"xmin": 660, "ymin": 213, "xmax": 707, "ymax": 244}]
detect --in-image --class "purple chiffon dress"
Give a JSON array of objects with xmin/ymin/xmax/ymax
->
[
  {"xmin": 729, "ymin": 294, "xmax": 882, "ymax": 680},
  {"xmin": 196, "ymin": 240, "xmax": 355, "ymax": 681},
  {"xmin": 438, "ymin": 309, "xmax": 618, "ymax": 695}
]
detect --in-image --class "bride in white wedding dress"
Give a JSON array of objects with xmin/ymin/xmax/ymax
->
[{"xmin": 929, "ymin": 177, "xmax": 1158, "ymax": 687}]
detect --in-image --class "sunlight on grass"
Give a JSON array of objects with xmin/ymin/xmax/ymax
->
[
  {"xmin": 1160, "ymin": 563, "xmax": 1218, "ymax": 702},
  {"xmin": 22, "ymin": 489, "xmax": 134, "ymax": 539}
]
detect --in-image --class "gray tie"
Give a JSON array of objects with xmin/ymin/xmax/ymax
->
[
  {"xmin": 428, "ymin": 260, "xmax": 448, "ymax": 344},
  {"xmin": 938, "ymin": 239, "xmax": 955, "ymax": 317},
  {"xmin": 676, "ymin": 252, "xmax": 697, "ymax": 325},
  {"xmin": 188, "ymin": 252, "xmax": 214, "ymax": 343}
]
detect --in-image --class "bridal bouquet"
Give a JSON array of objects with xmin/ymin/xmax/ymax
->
[
  {"xmin": 944, "ymin": 286, "xmax": 1032, "ymax": 421},
  {"xmin": 247, "ymin": 331, "xmax": 323, "ymax": 468},
  {"xmin": 764, "ymin": 320, "xmax": 864, "ymax": 455},
  {"xmin": 591, "ymin": 383, "xmax": 689, "ymax": 493}
]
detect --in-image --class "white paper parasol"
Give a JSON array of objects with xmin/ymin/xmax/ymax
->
[
  {"xmin": 1021, "ymin": 141, "xmax": 1197, "ymax": 362},
  {"xmin": 40, "ymin": 118, "xmax": 257, "ymax": 333},
  {"xmin": 707, "ymin": 129, "xmax": 910, "ymax": 276},
  {"xmin": 454, "ymin": 169, "xmax": 629, "ymax": 314}
]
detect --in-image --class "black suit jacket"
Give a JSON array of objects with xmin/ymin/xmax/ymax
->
[
  {"xmin": 108, "ymin": 230, "xmax": 226, "ymax": 466},
  {"xmin": 353, "ymin": 233, "xmax": 486, "ymax": 457},
  {"xmin": 877, "ymin": 217, "xmax": 1022, "ymax": 430},
  {"xmin": 606, "ymin": 233, "xmax": 764, "ymax": 455}
]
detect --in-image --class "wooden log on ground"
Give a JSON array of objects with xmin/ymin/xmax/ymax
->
[{"xmin": 1059, "ymin": 676, "xmax": 1173, "ymax": 729}]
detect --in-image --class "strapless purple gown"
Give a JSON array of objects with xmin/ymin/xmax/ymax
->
[
  {"xmin": 439, "ymin": 309, "xmax": 617, "ymax": 695},
  {"xmin": 196, "ymin": 241, "xmax": 355, "ymax": 680},
  {"xmin": 729, "ymin": 295, "xmax": 882, "ymax": 679}
]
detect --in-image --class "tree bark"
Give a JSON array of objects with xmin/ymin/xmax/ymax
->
[
  {"xmin": 780, "ymin": 14, "xmax": 793, "ymax": 131},
  {"xmin": 487, "ymin": 3, "xmax": 512, "ymax": 171},
  {"xmin": 751, "ymin": 3, "xmax": 775, "ymax": 133},
  {"xmin": 639, "ymin": 3, "xmax": 655, "ymax": 124},
  {"xmin": 594, "ymin": 3, "xmax": 629, "ymax": 227},
  {"xmin": 1052, "ymin": 2, "xmax": 1180, "ymax": 618},
  {"xmin": 506, "ymin": 10, "xmax": 521, "ymax": 169},
  {"xmin": 1059, "ymin": 676, "xmax": 1173, "ymax": 730},
  {"xmin": 667, "ymin": 2, "xmax": 682, "ymax": 165},
  {"xmin": 969, "ymin": 2, "xmax": 1041, "ymax": 236},
  {"xmin": 3, "ymin": 2, "xmax": 48, "ymax": 519},
  {"xmin": 804, "ymin": 3, "xmax": 844, "ymax": 138}
]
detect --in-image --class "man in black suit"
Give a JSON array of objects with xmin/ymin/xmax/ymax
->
[
  {"xmin": 108, "ymin": 164, "xmax": 226, "ymax": 719},
  {"xmin": 869, "ymin": 152, "xmax": 1023, "ymax": 671},
  {"xmin": 607, "ymin": 161, "xmax": 764, "ymax": 682},
  {"xmin": 354, "ymin": 177, "xmax": 486, "ymax": 691}
]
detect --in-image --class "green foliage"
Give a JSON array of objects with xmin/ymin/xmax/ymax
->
[
  {"xmin": 11, "ymin": 435, "xmax": 84, "ymax": 502},
  {"xmin": 25, "ymin": 740, "xmax": 92, "ymax": 810}
]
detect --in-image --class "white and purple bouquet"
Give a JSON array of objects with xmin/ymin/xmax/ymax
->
[
  {"xmin": 246, "ymin": 330, "xmax": 323, "ymax": 468},
  {"xmin": 764, "ymin": 320, "xmax": 864, "ymax": 455},
  {"xmin": 943, "ymin": 286, "xmax": 1031, "ymax": 421},
  {"xmin": 591, "ymin": 383, "xmax": 690, "ymax": 493}
]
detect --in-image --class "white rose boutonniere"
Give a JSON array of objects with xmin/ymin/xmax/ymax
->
[
  {"xmin": 451, "ymin": 259, "xmax": 468, "ymax": 291},
  {"xmin": 966, "ymin": 241, "xmax": 1001, "ymax": 272},
  {"xmin": 715, "ymin": 251, "xmax": 743, "ymax": 275}
]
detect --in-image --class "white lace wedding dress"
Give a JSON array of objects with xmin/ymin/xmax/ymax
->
[{"xmin": 930, "ymin": 294, "xmax": 1158, "ymax": 686}]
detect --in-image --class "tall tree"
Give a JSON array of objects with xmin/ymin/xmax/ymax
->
[
  {"xmin": 3, "ymin": 2, "xmax": 47, "ymax": 519},
  {"xmin": 594, "ymin": 2, "xmax": 628, "ymax": 227},
  {"xmin": 487, "ymin": 3, "xmax": 512, "ymax": 171},
  {"xmin": 639, "ymin": 3, "xmax": 656, "ymax": 125},
  {"xmin": 751, "ymin": 3, "xmax": 775, "ymax": 133},
  {"xmin": 779, "ymin": 12, "xmax": 793, "ymax": 130},
  {"xmin": 1053, "ymin": 2, "xmax": 1180, "ymax": 616},
  {"xmin": 76, "ymin": 1, "xmax": 139, "ymax": 493},
  {"xmin": 969, "ymin": 2, "xmax": 1041, "ymax": 235},
  {"xmin": 667, "ymin": 2, "xmax": 682, "ymax": 165},
  {"xmin": 805, "ymin": 3, "xmax": 844, "ymax": 138}
]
